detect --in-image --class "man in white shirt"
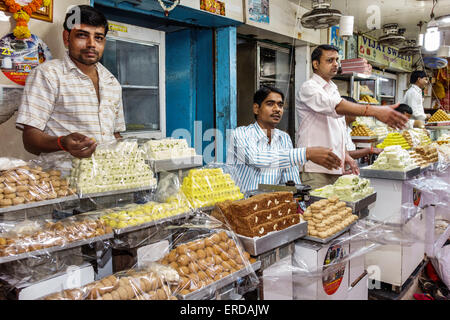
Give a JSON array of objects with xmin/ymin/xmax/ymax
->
[
  {"xmin": 227, "ymin": 86, "xmax": 342, "ymax": 193},
  {"xmin": 402, "ymin": 70, "xmax": 431, "ymax": 124},
  {"xmin": 16, "ymin": 6, "xmax": 125, "ymax": 159},
  {"xmin": 296, "ymin": 44, "xmax": 408, "ymax": 190}
]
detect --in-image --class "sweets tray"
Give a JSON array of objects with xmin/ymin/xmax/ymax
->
[
  {"xmin": 425, "ymin": 121, "xmax": 450, "ymax": 127},
  {"xmin": 178, "ymin": 261, "xmax": 261, "ymax": 300},
  {"xmin": 236, "ymin": 221, "xmax": 308, "ymax": 256},
  {"xmin": 0, "ymin": 186, "xmax": 157, "ymax": 216},
  {"xmin": 360, "ymin": 166, "xmax": 421, "ymax": 180},
  {"xmin": 113, "ymin": 211, "xmax": 194, "ymax": 235},
  {"xmin": 79, "ymin": 185, "xmax": 156, "ymax": 199},
  {"xmin": 302, "ymin": 221, "xmax": 357, "ymax": 244},
  {"xmin": 309, "ymin": 192, "xmax": 377, "ymax": 215},
  {"xmin": 148, "ymin": 155, "xmax": 203, "ymax": 173},
  {"xmin": 0, "ymin": 233, "xmax": 113, "ymax": 265},
  {"xmin": 350, "ymin": 136, "xmax": 378, "ymax": 141},
  {"xmin": 0, "ymin": 195, "xmax": 79, "ymax": 214}
]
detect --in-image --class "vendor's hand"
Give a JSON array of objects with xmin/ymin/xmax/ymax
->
[
  {"xmin": 373, "ymin": 103, "xmax": 408, "ymax": 130},
  {"xmin": 371, "ymin": 147, "xmax": 382, "ymax": 155},
  {"xmin": 426, "ymin": 113, "xmax": 431, "ymax": 120},
  {"xmin": 61, "ymin": 132, "xmax": 97, "ymax": 158},
  {"xmin": 306, "ymin": 147, "xmax": 342, "ymax": 170},
  {"xmin": 344, "ymin": 153, "xmax": 359, "ymax": 175}
]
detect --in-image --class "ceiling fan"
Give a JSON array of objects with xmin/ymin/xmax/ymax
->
[
  {"xmin": 378, "ymin": 23, "xmax": 406, "ymax": 47},
  {"xmin": 300, "ymin": 0, "xmax": 342, "ymax": 29},
  {"xmin": 399, "ymin": 40, "xmax": 422, "ymax": 56}
]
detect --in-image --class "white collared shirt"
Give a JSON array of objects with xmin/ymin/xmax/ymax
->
[
  {"xmin": 16, "ymin": 52, "xmax": 125, "ymax": 143},
  {"xmin": 296, "ymin": 73, "xmax": 346, "ymax": 174},
  {"xmin": 402, "ymin": 84, "xmax": 426, "ymax": 121},
  {"xmin": 227, "ymin": 122, "xmax": 305, "ymax": 193}
]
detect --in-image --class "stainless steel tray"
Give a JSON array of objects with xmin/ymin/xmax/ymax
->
[
  {"xmin": 178, "ymin": 261, "xmax": 261, "ymax": 300},
  {"xmin": 79, "ymin": 185, "xmax": 156, "ymax": 199},
  {"xmin": 302, "ymin": 222, "xmax": 356, "ymax": 244},
  {"xmin": 237, "ymin": 221, "xmax": 308, "ymax": 256},
  {"xmin": 113, "ymin": 211, "xmax": 194, "ymax": 235},
  {"xmin": 0, "ymin": 195, "xmax": 79, "ymax": 214},
  {"xmin": 350, "ymin": 135, "xmax": 378, "ymax": 140},
  {"xmin": 360, "ymin": 166, "xmax": 421, "ymax": 180},
  {"xmin": 0, "ymin": 233, "xmax": 113, "ymax": 265},
  {"xmin": 150, "ymin": 155, "xmax": 203, "ymax": 173},
  {"xmin": 309, "ymin": 192, "xmax": 377, "ymax": 214}
]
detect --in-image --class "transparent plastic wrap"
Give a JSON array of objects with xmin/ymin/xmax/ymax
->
[
  {"xmin": 0, "ymin": 157, "xmax": 76, "ymax": 209},
  {"xmin": 42, "ymin": 212, "xmax": 260, "ymax": 300},
  {"xmin": 81, "ymin": 173, "xmax": 193, "ymax": 234},
  {"xmin": 0, "ymin": 215, "xmax": 113, "ymax": 261},
  {"xmin": 68, "ymin": 139, "xmax": 157, "ymax": 197},
  {"xmin": 180, "ymin": 164, "xmax": 244, "ymax": 209},
  {"xmin": 261, "ymin": 209, "xmax": 427, "ymax": 285},
  {"xmin": 405, "ymin": 173, "xmax": 450, "ymax": 207}
]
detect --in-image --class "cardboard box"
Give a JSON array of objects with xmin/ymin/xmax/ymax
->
[
  {"xmin": 262, "ymin": 255, "xmax": 293, "ymax": 300},
  {"xmin": 347, "ymin": 273, "xmax": 368, "ymax": 300}
]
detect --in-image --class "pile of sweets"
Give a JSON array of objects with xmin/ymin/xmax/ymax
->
[
  {"xmin": 99, "ymin": 198, "xmax": 191, "ymax": 229},
  {"xmin": 304, "ymin": 196, "xmax": 358, "ymax": 239},
  {"xmin": 310, "ymin": 175, "xmax": 374, "ymax": 202},
  {"xmin": 436, "ymin": 134, "xmax": 450, "ymax": 146},
  {"xmin": 158, "ymin": 231, "xmax": 256, "ymax": 296},
  {"xmin": 181, "ymin": 168, "xmax": 243, "ymax": 208},
  {"xmin": 143, "ymin": 138, "xmax": 197, "ymax": 160},
  {"xmin": 402, "ymin": 131, "xmax": 414, "ymax": 147},
  {"xmin": 69, "ymin": 141, "xmax": 156, "ymax": 194},
  {"xmin": 211, "ymin": 192, "xmax": 300, "ymax": 238},
  {"xmin": 373, "ymin": 126, "xmax": 389, "ymax": 141},
  {"xmin": 376, "ymin": 132, "xmax": 411, "ymax": 149},
  {"xmin": 350, "ymin": 124, "xmax": 375, "ymax": 137},
  {"xmin": 427, "ymin": 109, "xmax": 450, "ymax": 122},
  {"xmin": 436, "ymin": 143, "xmax": 450, "ymax": 163},
  {"xmin": 409, "ymin": 145, "xmax": 439, "ymax": 168},
  {"xmin": 0, "ymin": 165, "xmax": 74, "ymax": 208},
  {"xmin": 44, "ymin": 267, "xmax": 179, "ymax": 300},
  {"xmin": 367, "ymin": 145, "xmax": 417, "ymax": 171},
  {"xmin": 0, "ymin": 217, "xmax": 112, "ymax": 257},
  {"xmin": 408, "ymin": 128, "xmax": 432, "ymax": 147}
]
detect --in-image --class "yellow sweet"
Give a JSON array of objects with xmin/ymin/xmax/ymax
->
[
  {"xmin": 377, "ymin": 132, "xmax": 411, "ymax": 149},
  {"xmin": 428, "ymin": 109, "xmax": 450, "ymax": 122}
]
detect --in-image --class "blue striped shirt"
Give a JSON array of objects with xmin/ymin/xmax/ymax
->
[{"xmin": 226, "ymin": 122, "xmax": 306, "ymax": 192}]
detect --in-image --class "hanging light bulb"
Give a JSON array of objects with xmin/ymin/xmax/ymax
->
[
  {"xmin": 339, "ymin": 16, "xmax": 354, "ymax": 40},
  {"xmin": 424, "ymin": 26, "xmax": 440, "ymax": 51}
]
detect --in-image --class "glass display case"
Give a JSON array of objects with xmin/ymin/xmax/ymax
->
[{"xmin": 101, "ymin": 21, "xmax": 165, "ymax": 139}]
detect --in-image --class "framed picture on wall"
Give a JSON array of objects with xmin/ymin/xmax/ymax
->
[
  {"xmin": 0, "ymin": 0, "xmax": 53, "ymax": 23},
  {"xmin": 328, "ymin": 25, "xmax": 346, "ymax": 60}
]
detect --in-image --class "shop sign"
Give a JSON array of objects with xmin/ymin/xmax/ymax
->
[
  {"xmin": 108, "ymin": 23, "xmax": 128, "ymax": 33},
  {"xmin": 0, "ymin": 33, "xmax": 52, "ymax": 86},
  {"xmin": 358, "ymin": 35, "xmax": 412, "ymax": 72}
]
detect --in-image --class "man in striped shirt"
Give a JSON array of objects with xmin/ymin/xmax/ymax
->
[
  {"xmin": 16, "ymin": 5, "xmax": 125, "ymax": 158},
  {"xmin": 227, "ymin": 86, "xmax": 342, "ymax": 193}
]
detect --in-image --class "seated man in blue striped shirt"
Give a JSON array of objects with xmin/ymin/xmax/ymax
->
[{"xmin": 227, "ymin": 86, "xmax": 341, "ymax": 193}]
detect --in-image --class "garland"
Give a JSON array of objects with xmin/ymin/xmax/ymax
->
[
  {"xmin": 3, "ymin": 0, "xmax": 51, "ymax": 39},
  {"xmin": 157, "ymin": 0, "xmax": 179, "ymax": 16}
]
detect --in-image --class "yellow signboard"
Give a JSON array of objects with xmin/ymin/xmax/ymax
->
[
  {"xmin": 358, "ymin": 35, "xmax": 412, "ymax": 72},
  {"xmin": 108, "ymin": 23, "xmax": 128, "ymax": 33}
]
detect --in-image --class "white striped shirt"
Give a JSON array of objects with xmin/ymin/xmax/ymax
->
[
  {"xmin": 16, "ymin": 52, "xmax": 125, "ymax": 143},
  {"xmin": 226, "ymin": 122, "xmax": 305, "ymax": 193}
]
